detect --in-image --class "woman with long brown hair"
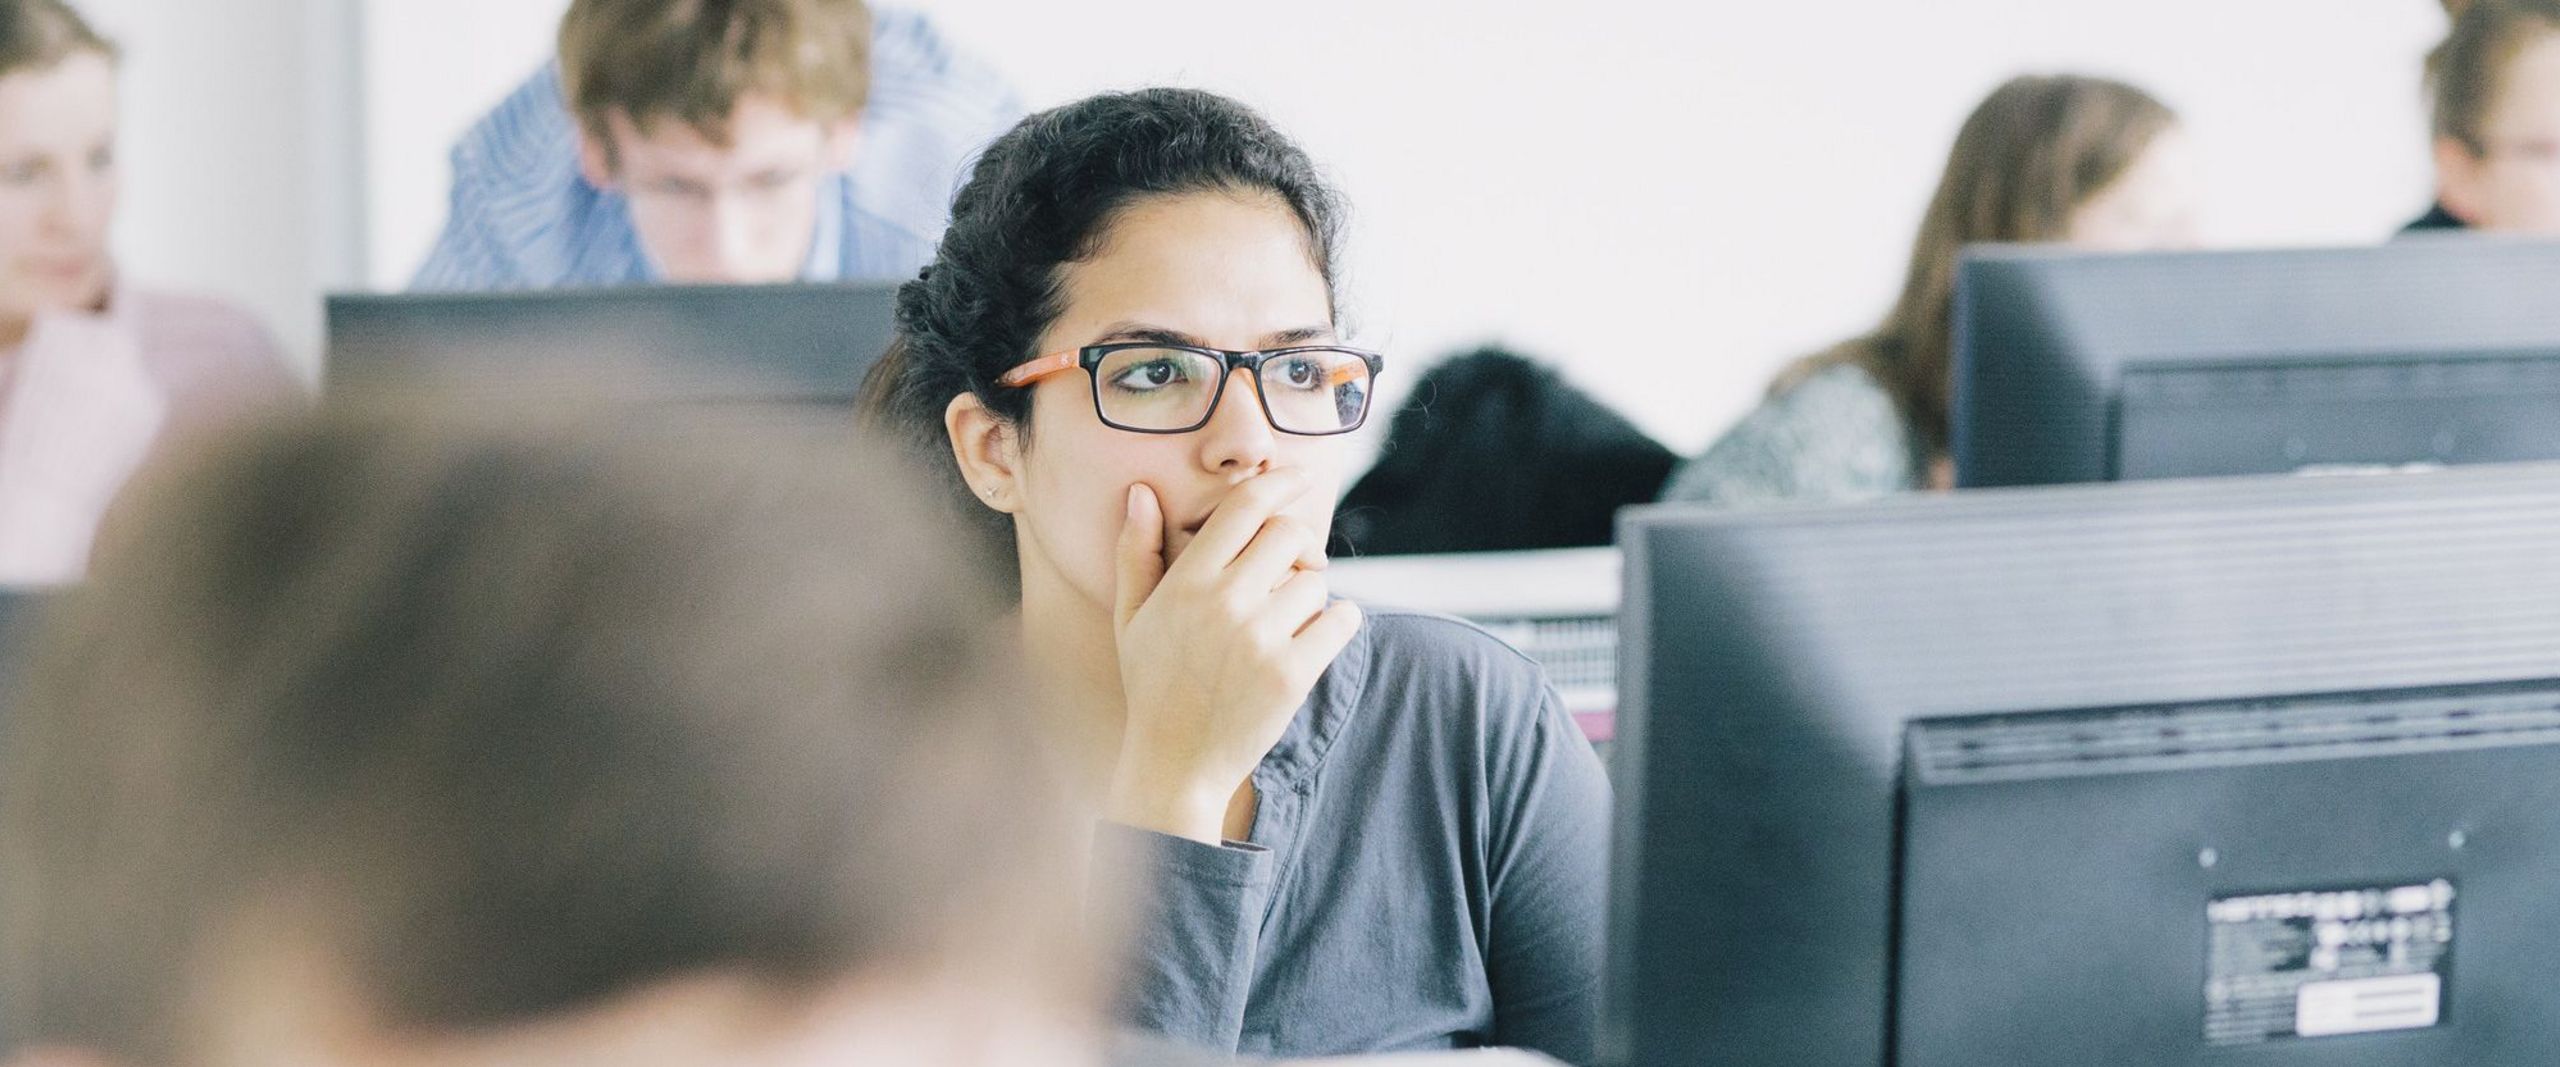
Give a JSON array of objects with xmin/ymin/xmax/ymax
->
[{"xmin": 1661, "ymin": 74, "xmax": 2198, "ymax": 506}]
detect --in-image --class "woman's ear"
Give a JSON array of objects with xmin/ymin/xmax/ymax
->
[{"xmin": 945, "ymin": 393, "xmax": 1024, "ymax": 513}]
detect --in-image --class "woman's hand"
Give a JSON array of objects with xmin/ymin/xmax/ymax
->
[{"xmin": 1104, "ymin": 470, "xmax": 1364, "ymax": 844}]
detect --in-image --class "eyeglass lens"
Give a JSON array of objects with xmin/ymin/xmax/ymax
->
[{"xmin": 1092, "ymin": 347, "xmax": 1373, "ymax": 433}]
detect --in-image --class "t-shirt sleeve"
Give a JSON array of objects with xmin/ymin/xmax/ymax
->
[
  {"xmin": 1481, "ymin": 679, "xmax": 1613, "ymax": 1064},
  {"xmin": 1095, "ymin": 822, "xmax": 1278, "ymax": 1053}
]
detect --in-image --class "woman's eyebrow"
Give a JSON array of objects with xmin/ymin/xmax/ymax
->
[
  {"xmin": 1261, "ymin": 325, "xmax": 1337, "ymax": 348},
  {"xmin": 1087, "ymin": 323, "xmax": 1339, "ymax": 349},
  {"xmin": 1090, "ymin": 323, "xmax": 1200, "ymax": 347}
]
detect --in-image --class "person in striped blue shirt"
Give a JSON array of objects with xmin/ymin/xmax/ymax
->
[{"xmin": 412, "ymin": 0, "xmax": 1022, "ymax": 290}]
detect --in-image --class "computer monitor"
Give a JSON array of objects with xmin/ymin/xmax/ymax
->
[
  {"xmin": 325, "ymin": 283, "xmax": 900, "ymax": 404},
  {"xmin": 1607, "ymin": 464, "xmax": 2560, "ymax": 1067},
  {"xmin": 1952, "ymin": 239, "xmax": 2560, "ymax": 488}
]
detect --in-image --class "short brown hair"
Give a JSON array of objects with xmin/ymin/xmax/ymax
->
[
  {"xmin": 558, "ymin": 0, "xmax": 872, "ymax": 147},
  {"xmin": 0, "ymin": 403, "xmax": 1077, "ymax": 1061},
  {"xmin": 0, "ymin": 0, "xmax": 115, "ymax": 77},
  {"xmin": 2430, "ymin": 0, "xmax": 2560, "ymax": 152}
]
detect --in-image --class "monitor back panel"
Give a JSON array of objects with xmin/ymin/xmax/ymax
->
[
  {"xmin": 1953, "ymin": 240, "xmax": 2560, "ymax": 487},
  {"xmin": 2114, "ymin": 355, "xmax": 2560, "ymax": 479},
  {"xmin": 1610, "ymin": 464, "xmax": 2560, "ymax": 1067},
  {"xmin": 1898, "ymin": 685, "xmax": 2560, "ymax": 1066}
]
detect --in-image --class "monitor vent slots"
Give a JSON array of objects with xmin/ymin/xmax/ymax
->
[{"xmin": 1907, "ymin": 681, "xmax": 2560, "ymax": 786}]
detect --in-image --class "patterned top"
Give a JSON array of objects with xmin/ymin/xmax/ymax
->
[
  {"xmin": 410, "ymin": 7, "xmax": 1022, "ymax": 290},
  {"xmin": 1657, "ymin": 361, "xmax": 1926, "ymax": 508}
]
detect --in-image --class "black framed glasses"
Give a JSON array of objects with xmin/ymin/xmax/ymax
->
[{"xmin": 997, "ymin": 342, "xmax": 1385, "ymax": 435}]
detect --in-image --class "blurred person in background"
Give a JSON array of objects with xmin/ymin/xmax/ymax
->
[
  {"xmin": 412, "ymin": 0, "xmax": 1020, "ymax": 289},
  {"xmin": 0, "ymin": 0, "xmax": 297, "ymax": 584},
  {"xmin": 2411, "ymin": 0, "xmax": 2560, "ymax": 232},
  {"xmin": 0, "ymin": 405, "xmax": 1107, "ymax": 1067},
  {"xmin": 1659, "ymin": 73, "xmax": 2198, "ymax": 507}
]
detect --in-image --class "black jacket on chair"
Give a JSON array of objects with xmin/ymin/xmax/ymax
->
[{"xmin": 1332, "ymin": 348, "xmax": 1677, "ymax": 557}]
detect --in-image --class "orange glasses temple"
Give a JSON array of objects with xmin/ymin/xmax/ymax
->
[
  {"xmin": 995, "ymin": 349, "xmax": 1081, "ymax": 388},
  {"xmin": 998, "ymin": 349, "xmax": 1370, "ymax": 389}
]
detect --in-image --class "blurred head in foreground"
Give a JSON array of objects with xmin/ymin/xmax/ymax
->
[{"xmin": 0, "ymin": 401, "xmax": 1097, "ymax": 1067}]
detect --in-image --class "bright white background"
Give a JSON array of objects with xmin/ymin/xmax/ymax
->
[{"xmin": 110, "ymin": 1, "xmax": 2450, "ymax": 447}]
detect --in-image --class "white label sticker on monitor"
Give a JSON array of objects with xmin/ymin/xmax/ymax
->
[
  {"xmin": 2203, "ymin": 879, "xmax": 2454, "ymax": 1046},
  {"xmin": 2295, "ymin": 973, "xmax": 2441, "ymax": 1037}
]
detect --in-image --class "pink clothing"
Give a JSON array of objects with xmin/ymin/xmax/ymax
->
[{"xmin": 0, "ymin": 285, "xmax": 301, "ymax": 584}]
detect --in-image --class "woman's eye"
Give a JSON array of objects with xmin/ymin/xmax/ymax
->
[{"xmin": 1111, "ymin": 359, "xmax": 1187, "ymax": 391}]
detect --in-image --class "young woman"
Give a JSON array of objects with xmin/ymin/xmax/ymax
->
[
  {"xmin": 0, "ymin": 0, "xmax": 297, "ymax": 582},
  {"xmin": 863, "ymin": 89, "xmax": 1611, "ymax": 1063},
  {"xmin": 1659, "ymin": 74, "xmax": 2198, "ymax": 507},
  {"xmin": 2413, "ymin": 0, "xmax": 2560, "ymax": 233}
]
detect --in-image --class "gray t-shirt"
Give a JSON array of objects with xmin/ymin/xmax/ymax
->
[{"xmin": 1096, "ymin": 609, "xmax": 1612, "ymax": 1064}]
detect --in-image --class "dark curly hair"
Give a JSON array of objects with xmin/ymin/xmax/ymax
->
[{"xmin": 859, "ymin": 87, "xmax": 1348, "ymax": 592}]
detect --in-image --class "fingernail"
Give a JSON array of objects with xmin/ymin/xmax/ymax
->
[{"xmin": 1126, "ymin": 484, "xmax": 1145, "ymax": 518}]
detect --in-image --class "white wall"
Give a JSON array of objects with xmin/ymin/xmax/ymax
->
[
  {"xmin": 360, "ymin": 1, "xmax": 2449, "ymax": 451},
  {"xmin": 84, "ymin": 0, "xmax": 362, "ymax": 375}
]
